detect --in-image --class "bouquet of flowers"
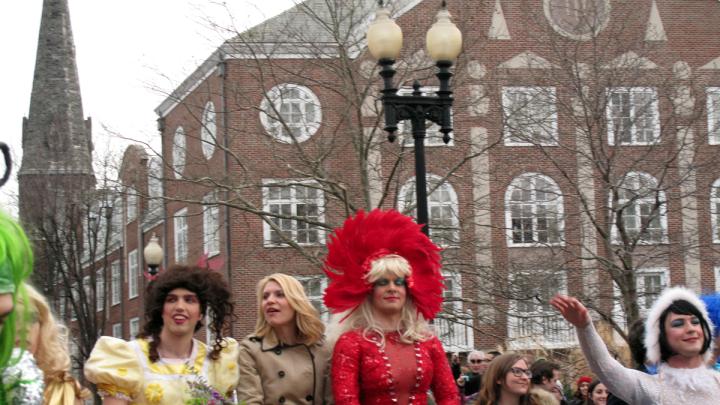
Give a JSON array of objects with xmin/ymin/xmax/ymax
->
[{"xmin": 183, "ymin": 365, "xmax": 237, "ymax": 405}]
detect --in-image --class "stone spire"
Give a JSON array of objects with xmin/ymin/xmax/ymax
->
[{"xmin": 19, "ymin": 0, "xmax": 95, "ymax": 224}]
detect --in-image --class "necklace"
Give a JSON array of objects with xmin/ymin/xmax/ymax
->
[{"xmin": 371, "ymin": 332, "xmax": 423, "ymax": 404}]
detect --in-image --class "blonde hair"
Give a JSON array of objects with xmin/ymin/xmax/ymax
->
[
  {"xmin": 327, "ymin": 255, "xmax": 432, "ymax": 348},
  {"xmin": 15, "ymin": 284, "xmax": 71, "ymax": 377},
  {"xmin": 253, "ymin": 273, "xmax": 325, "ymax": 345}
]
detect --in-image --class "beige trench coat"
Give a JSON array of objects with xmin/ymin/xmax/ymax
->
[{"xmin": 237, "ymin": 334, "xmax": 332, "ymax": 405}]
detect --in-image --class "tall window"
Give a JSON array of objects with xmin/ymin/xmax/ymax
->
[
  {"xmin": 174, "ymin": 208, "xmax": 188, "ymax": 262},
  {"xmin": 173, "ymin": 126, "xmax": 186, "ymax": 178},
  {"xmin": 128, "ymin": 249, "xmax": 138, "ymax": 299},
  {"xmin": 147, "ymin": 157, "xmax": 163, "ymax": 214},
  {"xmin": 260, "ymin": 84, "xmax": 322, "ymax": 143},
  {"xmin": 613, "ymin": 172, "xmax": 667, "ymax": 244},
  {"xmin": 712, "ymin": 179, "xmax": 720, "ymax": 243},
  {"xmin": 262, "ymin": 181, "xmax": 324, "ymax": 246},
  {"xmin": 96, "ymin": 269, "xmax": 104, "ymax": 312},
  {"xmin": 129, "ymin": 317, "xmax": 140, "ymax": 338},
  {"xmin": 126, "ymin": 188, "xmax": 137, "ymax": 223},
  {"xmin": 708, "ymin": 88, "xmax": 720, "ymax": 144},
  {"xmin": 111, "ymin": 261, "xmax": 121, "ymax": 306},
  {"xmin": 607, "ymin": 87, "xmax": 660, "ymax": 145},
  {"xmin": 613, "ymin": 268, "xmax": 668, "ymax": 326},
  {"xmin": 112, "ymin": 323, "xmax": 122, "ymax": 339},
  {"xmin": 435, "ymin": 271, "xmax": 473, "ymax": 352},
  {"xmin": 715, "ymin": 266, "xmax": 720, "ymax": 292},
  {"xmin": 297, "ymin": 276, "xmax": 328, "ymax": 321},
  {"xmin": 111, "ymin": 196, "xmax": 123, "ymax": 244},
  {"xmin": 201, "ymin": 101, "xmax": 217, "ymax": 159},
  {"xmin": 502, "ymin": 86, "xmax": 558, "ymax": 145},
  {"xmin": 398, "ymin": 175, "xmax": 460, "ymax": 246},
  {"xmin": 397, "ymin": 86, "xmax": 452, "ymax": 146},
  {"xmin": 508, "ymin": 270, "xmax": 572, "ymax": 348},
  {"xmin": 505, "ymin": 173, "xmax": 563, "ymax": 245},
  {"xmin": 203, "ymin": 193, "xmax": 220, "ymax": 256}
]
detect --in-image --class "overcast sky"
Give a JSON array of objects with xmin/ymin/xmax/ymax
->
[{"xmin": 0, "ymin": 0, "xmax": 297, "ymax": 214}]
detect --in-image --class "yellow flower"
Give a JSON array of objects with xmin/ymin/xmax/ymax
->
[
  {"xmin": 145, "ymin": 383, "xmax": 164, "ymax": 403},
  {"xmin": 117, "ymin": 367, "xmax": 127, "ymax": 376}
]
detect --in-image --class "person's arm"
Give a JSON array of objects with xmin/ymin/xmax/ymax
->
[
  {"xmin": 331, "ymin": 333, "xmax": 362, "ymax": 405},
  {"xmin": 550, "ymin": 295, "xmax": 655, "ymax": 404},
  {"xmin": 236, "ymin": 340, "xmax": 264, "ymax": 405},
  {"xmin": 427, "ymin": 337, "xmax": 461, "ymax": 405}
]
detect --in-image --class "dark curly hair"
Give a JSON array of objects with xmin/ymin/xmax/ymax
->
[{"xmin": 139, "ymin": 264, "xmax": 235, "ymax": 362}]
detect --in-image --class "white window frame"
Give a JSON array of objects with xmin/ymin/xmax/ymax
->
[
  {"xmin": 203, "ymin": 193, "xmax": 220, "ymax": 257},
  {"xmin": 147, "ymin": 157, "xmax": 163, "ymax": 214},
  {"xmin": 505, "ymin": 173, "xmax": 564, "ymax": 246},
  {"xmin": 296, "ymin": 275, "xmax": 329, "ymax": 322},
  {"xmin": 128, "ymin": 249, "xmax": 139, "ymax": 299},
  {"xmin": 707, "ymin": 87, "xmax": 720, "ymax": 145},
  {"xmin": 398, "ymin": 174, "xmax": 460, "ymax": 247},
  {"xmin": 174, "ymin": 208, "xmax": 189, "ymax": 262},
  {"xmin": 507, "ymin": 270, "xmax": 574, "ymax": 349},
  {"xmin": 607, "ymin": 87, "xmax": 660, "ymax": 145},
  {"xmin": 712, "ymin": 179, "xmax": 720, "ymax": 243},
  {"xmin": 259, "ymin": 84, "xmax": 322, "ymax": 143},
  {"xmin": 715, "ymin": 266, "xmax": 720, "ymax": 292},
  {"xmin": 201, "ymin": 101, "xmax": 217, "ymax": 159},
  {"xmin": 172, "ymin": 126, "xmax": 186, "ymax": 179},
  {"xmin": 126, "ymin": 188, "xmax": 137, "ymax": 223},
  {"xmin": 396, "ymin": 86, "xmax": 454, "ymax": 147},
  {"xmin": 112, "ymin": 323, "xmax": 122, "ymax": 339},
  {"xmin": 96, "ymin": 269, "xmax": 104, "ymax": 312},
  {"xmin": 502, "ymin": 86, "xmax": 558, "ymax": 146},
  {"xmin": 129, "ymin": 317, "xmax": 140, "ymax": 338},
  {"xmin": 435, "ymin": 271, "xmax": 474, "ymax": 352},
  {"xmin": 262, "ymin": 180, "xmax": 325, "ymax": 247},
  {"xmin": 111, "ymin": 196, "xmax": 123, "ymax": 244},
  {"xmin": 612, "ymin": 267, "xmax": 668, "ymax": 328},
  {"xmin": 611, "ymin": 172, "xmax": 668, "ymax": 244},
  {"xmin": 111, "ymin": 261, "xmax": 121, "ymax": 306}
]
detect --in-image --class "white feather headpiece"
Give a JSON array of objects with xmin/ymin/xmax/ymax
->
[{"xmin": 644, "ymin": 286, "xmax": 715, "ymax": 365}]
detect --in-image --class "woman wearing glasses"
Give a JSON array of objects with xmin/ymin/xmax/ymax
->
[
  {"xmin": 476, "ymin": 353, "xmax": 532, "ymax": 405},
  {"xmin": 325, "ymin": 209, "xmax": 459, "ymax": 405}
]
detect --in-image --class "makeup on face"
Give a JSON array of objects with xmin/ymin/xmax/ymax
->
[{"xmin": 373, "ymin": 277, "xmax": 407, "ymax": 287}]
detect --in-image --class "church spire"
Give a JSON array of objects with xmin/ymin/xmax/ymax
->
[{"xmin": 20, "ymin": 0, "xmax": 94, "ymax": 178}]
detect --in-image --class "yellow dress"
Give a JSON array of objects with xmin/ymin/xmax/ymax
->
[{"xmin": 84, "ymin": 336, "xmax": 239, "ymax": 404}]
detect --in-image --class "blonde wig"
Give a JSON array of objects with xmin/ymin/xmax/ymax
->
[
  {"xmin": 253, "ymin": 273, "xmax": 325, "ymax": 345},
  {"xmin": 327, "ymin": 255, "xmax": 433, "ymax": 348},
  {"xmin": 15, "ymin": 284, "xmax": 71, "ymax": 378}
]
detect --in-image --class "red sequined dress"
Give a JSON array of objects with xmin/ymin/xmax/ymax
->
[{"xmin": 332, "ymin": 330, "xmax": 460, "ymax": 405}]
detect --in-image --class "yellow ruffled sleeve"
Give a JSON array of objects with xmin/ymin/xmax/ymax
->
[
  {"xmin": 84, "ymin": 337, "xmax": 142, "ymax": 401},
  {"xmin": 207, "ymin": 337, "xmax": 240, "ymax": 397}
]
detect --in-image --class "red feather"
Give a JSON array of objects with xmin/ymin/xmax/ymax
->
[{"xmin": 323, "ymin": 209, "xmax": 445, "ymax": 320}]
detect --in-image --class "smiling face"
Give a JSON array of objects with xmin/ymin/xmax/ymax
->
[
  {"xmin": 664, "ymin": 312, "xmax": 705, "ymax": 358},
  {"xmin": 262, "ymin": 281, "xmax": 296, "ymax": 329},
  {"xmin": 579, "ymin": 381, "xmax": 589, "ymax": 398},
  {"xmin": 161, "ymin": 288, "xmax": 202, "ymax": 337},
  {"xmin": 468, "ymin": 352, "xmax": 490, "ymax": 374},
  {"xmin": 590, "ymin": 383, "xmax": 608, "ymax": 405},
  {"xmin": 500, "ymin": 359, "xmax": 531, "ymax": 398},
  {"xmin": 370, "ymin": 275, "xmax": 407, "ymax": 316}
]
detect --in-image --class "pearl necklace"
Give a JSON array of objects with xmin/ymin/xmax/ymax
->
[{"xmin": 371, "ymin": 332, "xmax": 424, "ymax": 404}]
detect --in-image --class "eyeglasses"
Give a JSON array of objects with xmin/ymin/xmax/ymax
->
[
  {"xmin": 469, "ymin": 359, "xmax": 491, "ymax": 364},
  {"xmin": 509, "ymin": 367, "xmax": 532, "ymax": 378}
]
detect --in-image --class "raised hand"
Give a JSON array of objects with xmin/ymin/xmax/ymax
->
[{"xmin": 550, "ymin": 294, "xmax": 591, "ymax": 327}]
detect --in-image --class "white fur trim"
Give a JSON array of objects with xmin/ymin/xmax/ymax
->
[{"xmin": 644, "ymin": 286, "xmax": 715, "ymax": 365}]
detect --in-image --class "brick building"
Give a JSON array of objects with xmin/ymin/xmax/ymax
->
[{"xmin": 25, "ymin": 0, "xmax": 720, "ymax": 357}]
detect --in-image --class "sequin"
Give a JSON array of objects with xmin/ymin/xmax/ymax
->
[
  {"xmin": 331, "ymin": 330, "xmax": 459, "ymax": 404},
  {"xmin": 0, "ymin": 349, "xmax": 44, "ymax": 405}
]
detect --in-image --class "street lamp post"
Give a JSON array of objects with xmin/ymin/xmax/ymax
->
[
  {"xmin": 143, "ymin": 233, "xmax": 163, "ymax": 277},
  {"xmin": 367, "ymin": 0, "xmax": 462, "ymax": 235}
]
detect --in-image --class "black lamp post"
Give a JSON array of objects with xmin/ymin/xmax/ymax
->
[
  {"xmin": 367, "ymin": 0, "xmax": 462, "ymax": 235},
  {"xmin": 143, "ymin": 233, "xmax": 163, "ymax": 277}
]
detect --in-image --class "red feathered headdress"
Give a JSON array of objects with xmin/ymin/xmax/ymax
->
[{"xmin": 323, "ymin": 209, "xmax": 445, "ymax": 320}]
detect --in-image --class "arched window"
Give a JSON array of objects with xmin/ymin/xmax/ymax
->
[
  {"xmin": 147, "ymin": 157, "xmax": 163, "ymax": 213},
  {"xmin": 259, "ymin": 84, "xmax": 322, "ymax": 143},
  {"xmin": 711, "ymin": 178, "xmax": 720, "ymax": 243},
  {"xmin": 505, "ymin": 173, "xmax": 564, "ymax": 245},
  {"xmin": 172, "ymin": 126, "xmax": 185, "ymax": 178},
  {"xmin": 612, "ymin": 171, "xmax": 667, "ymax": 244},
  {"xmin": 201, "ymin": 101, "xmax": 216, "ymax": 159},
  {"xmin": 398, "ymin": 175, "xmax": 460, "ymax": 246}
]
